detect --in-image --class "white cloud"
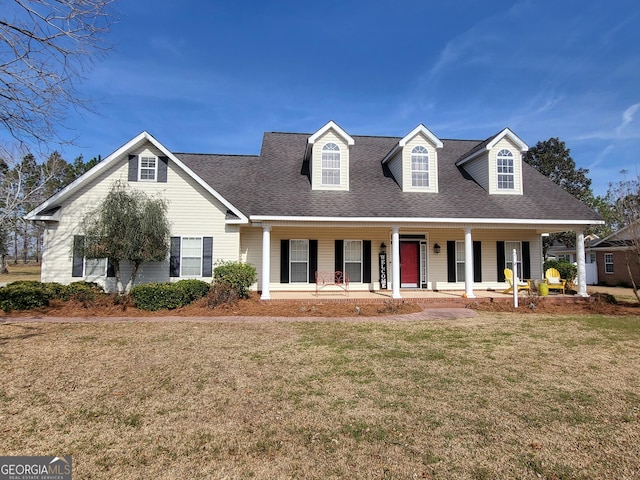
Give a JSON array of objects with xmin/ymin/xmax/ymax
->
[{"xmin": 616, "ymin": 102, "xmax": 640, "ymax": 137}]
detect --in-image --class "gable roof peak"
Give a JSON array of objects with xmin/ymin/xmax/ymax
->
[
  {"xmin": 399, "ymin": 124, "xmax": 443, "ymax": 148},
  {"xmin": 307, "ymin": 120, "xmax": 355, "ymax": 146},
  {"xmin": 456, "ymin": 127, "xmax": 528, "ymax": 166}
]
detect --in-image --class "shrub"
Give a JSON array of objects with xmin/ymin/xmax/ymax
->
[
  {"xmin": 206, "ymin": 280, "xmax": 240, "ymax": 308},
  {"xmin": 174, "ymin": 279, "xmax": 210, "ymax": 303},
  {"xmin": 0, "ymin": 283, "xmax": 50, "ymax": 312},
  {"xmin": 130, "ymin": 283, "xmax": 188, "ymax": 311},
  {"xmin": 543, "ymin": 260, "xmax": 577, "ymax": 284},
  {"xmin": 213, "ymin": 261, "xmax": 256, "ymax": 298},
  {"xmin": 65, "ymin": 282, "xmax": 104, "ymax": 303}
]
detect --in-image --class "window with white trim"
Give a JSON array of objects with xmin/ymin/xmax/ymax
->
[
  {"xmin": 344, "ymin": 240, "xmax": 362, "ymax": 282},
  {"xmin": 290, "ymin": 239, "xmax": 309, "ymax": 283},
  {"xmin": 321, "ymin": 143, "xmax": 341, "ymax": 185},
  {"xmin": 455, "ymin": 241, "xmax": 465, "ymax": 282},
  {"xmin": 181, "ymin": 237, "xmax": 202, "ymax": 277},
  {"xmin": 411, "ymin": 145, "xmax": 429, "ymax": 187},
  {"xmin": 604, "ymin": 253, "xmax": 614, "ymax": 274},
  {"xmin": 497, "ymin": 149, "xmax": 514, "ymax": 190},
  {"xmin": 85, "ymin": 258, "xmax": 107, "ymax": 277},
  {"xmin": 558, "ymin": 254, "xmax": 573, "ymax": 263},
  {"xmin": 139, "ymin": 156, "xmax": 157, "ymax": 181},
  {"xmin": 505, "ymin": 241, "xmax": 522, "ymax": 278}
]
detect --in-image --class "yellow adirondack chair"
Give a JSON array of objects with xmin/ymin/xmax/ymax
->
[
  {"xmin": 545, "ymin": 268, "xmax": 567, "ymax": 294},
  {"xmin": 503, "ymin": 268, "xmax": 530, "ymax": 294}
]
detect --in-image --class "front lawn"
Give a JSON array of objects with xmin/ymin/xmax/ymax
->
[{"xmin": 1, "ymin": 313, "xmax": 638, "ymax": 479}]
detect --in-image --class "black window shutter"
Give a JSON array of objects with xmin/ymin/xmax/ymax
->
[
  {"xmin": 107, "ymin": 259, "xmax": 116, "ymax": 278},
  {"xmin": 497, "ymin": 241, "xmax": 505, "ymax": 282},
  {"xmin": 170, "ymin": 237, "xmax": 181, "ymax": 277},
  {"xmin": 335, "ymin": 240, "xmax": 344, "ymax": 273},
  {"xmin": 363, "ymin": 240, "xmax": 371, "ymax": 283},
  {"xmin": 473, "ymin": 241, "xmax": 482, "ymax": 283},
  {"xmin": 447, "ymin": 241, "xmax": 456, "ymax": 283},
  {"xmin": 158, "ymin": 156, "xmax": 168, "ymax": 183},
  {"xmin": 202, "ymin": 237, "xmax": 213, "ymax": 277},
  {"xmin": 128, "ymin": 155, "xmax": 138, "ymax": 181},
  {"xmin": 522, "ymin": 241, "xmax": 531, "ymax": 280},
  {"xmin": 308, "ymin": 240, "xmax": 318, "ymax": 283},
  {"xmin": 72, "ymin": 235, "xmax": 84, "ymax": 277},
  {"xmin": 280, "ymin": 240, "xmax": 289, "ymax": 283}
]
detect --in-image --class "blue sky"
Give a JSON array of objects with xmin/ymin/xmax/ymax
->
[{"xmin": 18, "ymin": 0, "xmax": 640, "ymax": 195}]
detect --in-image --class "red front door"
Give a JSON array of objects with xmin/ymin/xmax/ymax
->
[{"xmin": 400, "ymin": 242, "xmax": 419, "ymax": 287}]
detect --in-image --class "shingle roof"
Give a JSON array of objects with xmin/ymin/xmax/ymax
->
[{"xmin": 177, "ymin": 132, "xmax": 601, "ymax": 222}]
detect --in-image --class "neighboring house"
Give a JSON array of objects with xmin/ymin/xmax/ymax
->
[
  {"xmin": 546, "ymin": 234, "xmax": 600, "ymax": 285},
  {"xmin": 588, "ymin": 225, "xmax": 640, "ymax": 287},
  {"xmin": 26, "ymin": 121, "xmax": 603, "ymax": 298}
]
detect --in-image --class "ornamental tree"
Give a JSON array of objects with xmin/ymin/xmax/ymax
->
[{"xmin": 81, "ymin": 181, "xmax": 170, "ymax": 294}]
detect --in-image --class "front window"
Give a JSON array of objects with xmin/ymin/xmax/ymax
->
[
  {"xmin": 505, "ymin": 241, "xmax": 522, "ymax": 278},
  {"xmin": 411, "ymin": 145, "xmax": 429, "ymax": 187},
  {"xmin": 181, "ymin": 237, "xmax": 202, "ymax": 276},
  {"xmin": 139, "ymin": 156, "xmax": 157, "ymax": 181},
  {"xmin": 344, "ymin": 240, "xmax": 362, "ymax": 282},
  {"xmin": 456, "ymin": 241, "xmax": 465, "ymax": 282},
  {"xmin": 321, "ymin": 143, "xmax": 341, "ymax": 185},
  {"xmin": 85, "ymin": 258, "xmax": 106, "ymax": 277},
  {"xmin": 497, "ymin": 150, "xmax": 514, "ymax": 190},
  {"xmin": 290, "ymin": 239, "xmax": 309, "ymax": 283},
  {"xmin": 604, "ymin": 253, "xmax": 614, "ymax": 274}
]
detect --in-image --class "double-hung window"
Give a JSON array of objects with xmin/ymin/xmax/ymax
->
[
  {"xmin": 181, "ymin": 237, "xmax": 202, "ymax": 277},
  {"xmin": 604, "ymin": 253, "xmax": 614, "ymax": 274},
  {"xmin": 455, "ymin": 241, "xmax": 465, "ymax": 282},
  {"xmin": 290, "ymin": 239, "xmax": 309, "ymax": 283},
  {"xmin": 411, "ymin": 146, "xmax": 429, "ymax": 187},
  {"xmin": 321, "ymin": 143, "xmax": 341, "ymax": 185},
  {"xmin": 344, "ymin": 240, "xmax": 362, "ymax": 282},
  {"xmin": 139, "ymin": 156, "xmax": 157, "ymax": 181},
  {"xmin": 497, "ymin": 149, "xmax": 514, "ymax": 190},
  {"xmin": 85, "ymin": 258, "xmax": 107, "ymax": 277},
  {"xmin": 505, "ymin": 241, "xmax": 522, "ymax": 278}
]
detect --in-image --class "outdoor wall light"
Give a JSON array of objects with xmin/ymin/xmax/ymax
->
[
  {"xmin": 434, "ymin": 243, "xmax": 441, "ymax": 254},
  {"xmin": 380, "ymin": 242, "xmax": 387, "ymax": 254}
]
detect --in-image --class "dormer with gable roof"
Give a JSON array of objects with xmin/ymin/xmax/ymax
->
[
  {"xmin": 382, "ymin": 124, "xmax": 443, "ymax": 193},
  {"xmin": 305, "ymin": 121, "xmax": 354, "ymax": 191},
  {"xmin": 456, "ymin": 128, "xmax": 528, "ymax": 195}
]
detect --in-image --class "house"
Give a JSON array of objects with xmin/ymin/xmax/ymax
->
[
  {"xmin": 545, "ymin": 234, "xmax": 600, "ymax": 285},
  {"xmin": 25, "ymin": 121, "xmax": 603, "ymax": 298},
  {"xmin": 588, "ymin": 225, "xmax": 640, "ymax": 287}
]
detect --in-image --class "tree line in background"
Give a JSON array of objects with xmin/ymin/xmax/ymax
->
[{"xmin": 0, "ymin": 146, "xmax": 100, "ymax": 270}]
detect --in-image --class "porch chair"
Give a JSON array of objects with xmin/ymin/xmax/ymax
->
[
  {"xmin": 544, "ymin": 268, "xmax": 567, "ymax": 295},
  {"xmin": 503, "ymin": 268, "xmax": 530, "ymax": 294}
]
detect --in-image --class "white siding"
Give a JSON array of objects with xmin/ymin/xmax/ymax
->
[
  {"xmin": 386, "ymin": 152, "xmax": 403, "ymax": 189},
  {"xmin": 41, "ymin": 140, "xmax": 239, "ymax": 289},
  {"xmin": 310, "ymin": 130, "xmax": 350, "ymax": 191},
  {"xmin": 463, "ymin": 156, "xmax": 490, "ymax": 191}
]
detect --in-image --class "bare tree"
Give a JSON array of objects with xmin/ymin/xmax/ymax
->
[
  {"xmin": 0, "ymin": 143, "xmax": 67, "ymax": 272},
  {"xmin": 0, "ymin": 0, "xmax": 116, "ymax": 145}
]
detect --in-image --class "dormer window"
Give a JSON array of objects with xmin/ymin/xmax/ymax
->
[
  {"xmin": 497, "ymin": 149, "xmax": 514, "ymax": 190},
  {"xmin": 139, "ymin": 156, "xmax": 157, "ymax": 181},
  {"xmin": 411, "ymin": 146, "xmax": 429, "ymax": 187},
  {"xmin": 321, "ymin": 143, "xmax": 341, "ymax": 185}
]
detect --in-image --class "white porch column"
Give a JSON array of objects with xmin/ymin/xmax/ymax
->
[
  {"xmin": 392, "ymin": 226, "xmax": 401, "ymax": 299},
  {"xmin": 261, "ymin": 225, "xmax": 271, "ymax": 300},
  {"xmin": 464, "ymin": 228, "xmax": 476, "ymax": 298},
  {"xmin": 576, "ymin": 229, "xmax": 588, "ymax": 297}
]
